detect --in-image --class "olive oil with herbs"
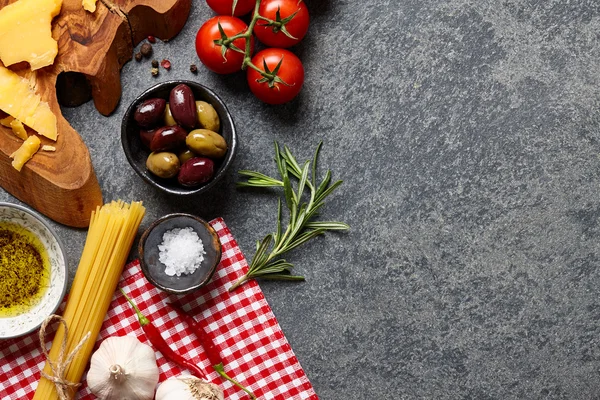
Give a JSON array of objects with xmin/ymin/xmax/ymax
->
[{"xmin": 0, "ymin": 222, "xmax": 50, "ymax": 317}]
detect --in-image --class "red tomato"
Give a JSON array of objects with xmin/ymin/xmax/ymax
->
[
  {"xmin": 206, "ymin": 0, "xmax": 255, "ymax": 16},
  {"xmin": 247, "ymin": 48, "xmax": 304, "ymax": 104},
  {"xmin": 254, "ymin": 0, "xmax": 309, "ymax": 48},
  {"xmin": 195, "ymin": 16, "xmax": 253, "ymax": 74}
]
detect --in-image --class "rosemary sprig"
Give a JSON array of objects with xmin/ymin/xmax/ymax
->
[{"xmin": 229, "ymin": 142, "xmax": 349, "ymax": 291}]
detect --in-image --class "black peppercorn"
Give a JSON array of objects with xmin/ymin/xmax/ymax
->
[
  {"xmin": 134, "ymin": 52, "xmax": 142, "ymax": 62},
  {"xmin": 141, "ymin": 42, "xmax": 153, "ymax": 58},
  {"xmin": 190, "ymin": 64, "xmax": 198, "ymax": 74},
  {"xmin": 151, "ymin": 59, "xmax": 159, "ymax": 68}
]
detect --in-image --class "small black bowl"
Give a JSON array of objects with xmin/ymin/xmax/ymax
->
[
  {"xmin": 121, "ymin": 80, "xmax": 237, "ymax": 195},
  {"xmin": 139, "ymin": 213, "xmax": 222, "ymax": 294}
]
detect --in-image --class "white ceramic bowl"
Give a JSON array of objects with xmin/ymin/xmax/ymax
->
[{"xmin": 0, "ymin": 203, "xmax": 67, "ymax": 339}]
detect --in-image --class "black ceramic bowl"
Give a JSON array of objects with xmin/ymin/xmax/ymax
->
[
  {"xmin": 121, "ymin": 81, "xmax": 237, "ymax": 195},
  {"xmin": 139, "ymin": 213, "xmax": 222, "ymax": 294}
]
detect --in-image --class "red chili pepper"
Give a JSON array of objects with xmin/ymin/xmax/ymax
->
[
  {"xmin": 167, "ymin": 302, "xmax": 256, "ymax": 400},
  {"xmin": 120, "ymin": 289, "xmax": 206, "ymax": 380}
]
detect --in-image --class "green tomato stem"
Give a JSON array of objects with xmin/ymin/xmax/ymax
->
[{"xmin": 219, "ymin": 0, "xmax": 280, "ymax": 80}]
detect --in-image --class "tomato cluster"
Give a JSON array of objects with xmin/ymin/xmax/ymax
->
[{"xmin": 195, "ymin": 0, "xmax": 310, "ymax": 104}]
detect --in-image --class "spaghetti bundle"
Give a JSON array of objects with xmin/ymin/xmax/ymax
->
[{"xmin": 33, "ymin": 200, "xmax": 145, "ymax": 400}]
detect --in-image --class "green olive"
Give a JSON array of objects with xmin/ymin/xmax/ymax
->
[
  {"xmin": 186, "ymin": 129, "xmax": 227, "ymax": 158},
  {"xmin": 195, "ymin": 101, "xmax": 220, "ymax": 132},
  {"xmin": 178, "ymin": 149, "xmax": 195, "ymax": 164},
  {"xmin": 163, "ymin": 104, "xmax": 177, "ymax": 126},
  {"xmin": 146, "ymin": 152, "xmax": 180, "ymax": 178}
]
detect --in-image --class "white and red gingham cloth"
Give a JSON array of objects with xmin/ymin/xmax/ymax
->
[{"xmin": 0, "ymin": 218, "xmax": 317, "ymax": 400}]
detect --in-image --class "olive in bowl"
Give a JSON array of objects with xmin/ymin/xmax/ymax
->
[{"xmin": 121, "ymin": 81, "xmax": 237, "ymax": 196}]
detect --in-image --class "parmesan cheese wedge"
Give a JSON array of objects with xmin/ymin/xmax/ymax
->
[
  {"xmin": 0, "ymin": 0, "xmax": 63, "ymax": 70},
  {"xmin": 10, "ymin": 135, "xmax": 41, "ymax": 171},
  {"xmin": 0, "ymin": 65, "xmax": 57, "ymax": 141}
]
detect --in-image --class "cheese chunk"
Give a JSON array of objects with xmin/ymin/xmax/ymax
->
[
  {"xmin": 0, "ymin": 65, "xmax": 57, "ymax": 140},
  {"xmin": 0, "ymin": 115, "xmax": 14, "ymax": 128},
  {"xmin": 82, "ymin": 0, "xmax": 97, "ymax": 12},
  {"xmin": 0, "ymin": 0, "xmax": 62, "ymax": 70},
  {"xmin": 9, "ymin": 119, "xmax": 28, "ymax": 140},
  {"xmin": 10, "ymin": 135, "xmax": 40, "ymax": 171}
]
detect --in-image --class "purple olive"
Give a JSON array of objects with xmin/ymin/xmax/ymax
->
[
  {"xmin": 149, "ymin": 125, "xmax": 188, "ymax": 152},
  {"xmin": 169, "ymin": 84, "xmax": 196, "ymax": 129},
  {"xmin": 177, "ymin": 157, "xmax": 214, "ymax": 187},
  {"xmin": 139, "ymin": 128, "xmax": 158, "ymax": 149},
  {"xmin": 134, "ymin": 98, "xmax": 166, "ymax": 128}
]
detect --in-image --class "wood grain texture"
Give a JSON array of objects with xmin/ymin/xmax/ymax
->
[{"xmin": 0, "ymin": 0, "xmax": 191, "ymax": 227}]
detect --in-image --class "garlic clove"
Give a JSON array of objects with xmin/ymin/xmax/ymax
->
[
  {"xmin": 87, "ymin": 335, "xmax": 160, "ymax": 400},
  {"xmin": 155, "ymin": 375, "xmax": 224, "ymax": 400}
]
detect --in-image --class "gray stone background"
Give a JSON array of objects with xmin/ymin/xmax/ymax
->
[{"xmin": 3, "ymin": 0, "xmax": 600, "ymax": 398}]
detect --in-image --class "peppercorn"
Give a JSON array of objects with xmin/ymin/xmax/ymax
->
[
  {"xmin": 134, "ymin": 52, "xmax": 142, "ymax": 62},
  {"xmin": 140, "ymin": 42, "xmax": 153, "ymax": 58},
  {"xmin": 190, "ymin": 64, "xmax": 198, "ymax": 74},
  {"xmin": 147, "ymin": 35, "xmax": 156, "ymax": 43},
  {"xmin": 161, "ymin": 59, "xmax": 171, "ymax": 70},
  {"xmin": 151, "ymin": 59, "xmax": 159, "ymax": 68},
  {"xmin": 151, "ymin": 67, "xmax": 159, "ymax": 77}
]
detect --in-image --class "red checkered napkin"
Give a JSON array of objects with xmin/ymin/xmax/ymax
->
[{"xmin": 0, "ymin": 218, "xmax": 317, "ymax": 400}]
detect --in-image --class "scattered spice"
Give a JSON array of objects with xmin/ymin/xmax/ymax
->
[
  {"xmin": 151, "ymin": 59, "xmax": 158, "ymax": 68},
  {"xmin": 151, "ymin": 67, "xmax": 159, "ymax": 77},
  {"xmin": 134, "ymin": 52, "xmax": 142, "ymax": 62},
  {"xmin": 0, "ymin": 223, "xmax": 49, "ymax": 317},
  {"xmin": 190, "ymin": 64, "xmax": 198, "ymax": 74},
  {"xmin": 158, "ymin": 227, "xmax": 205, "ymax": 276},
  {"xmin": 160, "ymin": 59, "xmax": 171, "ymax": 70},
  {"xmin": 147, "ymin": 35, "xmax": 156, "ymax": 44},
  {"xmin": 140, "ymin": 42, "xmax": 153, "ymax": 58}
]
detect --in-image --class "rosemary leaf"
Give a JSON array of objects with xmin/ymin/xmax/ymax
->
[
  {"xmin": 311, "ymin": 142, "xmax": 322, "ymax": 187},
  {"xmin": 250, "ymin": 234, "xmax": 273, "ymax": 271},
  {"xmin": 315, "ymin": 180, "xmax": 343, "ymax": 205},
  {"xmin": 286, "ymin": 229, "xmax": 326, "ymax": 252},
  {"xmin": 275, "ymin": 198, "xmax": 283, "ymax": 243},
  {"xmin": 259, "ymin": 274, "xmax": 306, "ymax": 281},
  {"xmin": 305, "ymin": 221, "xmax": 351, "ymax": 230},
  {"xmin": 282, "ymin": 161, "xmax": 296, "ymax": 212},
  {"xmin": 315, "ymin": 170, "xmax": 332, "ymax": 197},
  {"xmin": 297, "ymin": 161, "xmax": 310, "ymax": 201},
  {"xmin": 283, "ymin": 145, "xmax": 303, "ymax": 175},
  {"xmin": 238, "ymin": 170, "xmax": 282, "ymax": 185},
  {"xmin": 237, "ymin": 180, "xmax": 279, "ymax": 188}
]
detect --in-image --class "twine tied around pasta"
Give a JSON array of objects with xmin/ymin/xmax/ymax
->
[{"xmin": 38, "ymin": 314, "xmax": 91, "ymax": 400}]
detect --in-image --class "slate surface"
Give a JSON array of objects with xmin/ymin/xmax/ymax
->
[{"xmin": 2, "ymin": 1, "xmax": 600, "ymax": 398}]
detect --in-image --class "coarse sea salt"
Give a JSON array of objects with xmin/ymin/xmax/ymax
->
[{"xmin": 158, "ymin": 227, "xmax": 206, "ymax": 276}]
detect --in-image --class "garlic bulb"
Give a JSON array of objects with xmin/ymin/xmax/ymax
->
[
  {"xmin": 155, "ymin": 375, "xmax": 224, "ymax": 400},
  {"xmin": 87, "ymin": 335, "xmax": 160, "ymax": 400}
]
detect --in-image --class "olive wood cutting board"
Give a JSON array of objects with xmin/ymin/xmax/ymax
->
[{"xmin": 0, "ymin": 0, "xmax": 191, "ymax": 227}]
